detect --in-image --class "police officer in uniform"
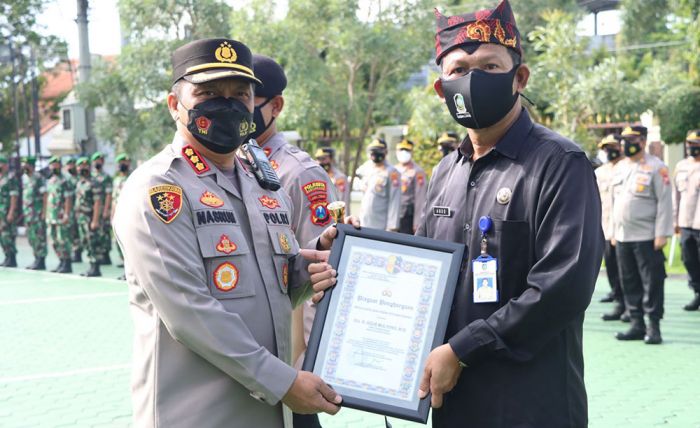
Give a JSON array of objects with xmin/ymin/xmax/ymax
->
[
  {"xmin": 310, "ymin": 2, "xmax": 604, "ymax": 426},
  {"xmin": 437, "ymin": 132, "xmax": 459, "ymax": 158},
  {"xmin": 92, "ymin": 152, "xmax": 113, "ymax": 265},
  {"xmin": 76, "ymin": 157, "xmax": 103, "ymax": 277},
  {"xmin": 0, "ymin": 154, "xmax": 19, "ymax": 267},
  {"xmin": 612, "ymin": 125, "xmax": 673, "ymax": 344},
  {"xmin": 21, "ymin": 156, "xmax": 48, "ymax": 270},
  {"xmin": 315, "ymin": 147, "xmax": 351, "ymax": 215},
  {"xmin": 596, "ymin": 134, "xmax": 626, "ymax": 319},
  {"xmin": 356, "ymin": 138, "xmax": 401, "ymax": 231},
  {"xmin": 250, "ymin": 54, "xmax": 338, "ymax": 428},
  {"xmin": 64, "ymin": 157, "xmax": 82, "ymax": 263},
  {"xmin": 394, "ymin": 138, "xmax": 428, "ymax": 234},
  {"xmin": 46, "ymin": 156, "xmax": 73, "ymax": 273},
  {"xmin": 113, "ymin": 38, "xmax": 342, "ymax": 428},
  {"xmin": 673, "ymin": 129, "xmax": 700, "ymax": 311}
]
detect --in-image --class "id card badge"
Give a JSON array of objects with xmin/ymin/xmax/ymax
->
[{"xmin": 472, "ymin": 255, "xmax": 499, "ymax": 303}]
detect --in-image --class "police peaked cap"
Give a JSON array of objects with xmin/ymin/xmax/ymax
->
[
  {"xmin": 686, "ymin": 129, "xmax": 700, "ymax": 143},
  {"xmin": 598, "ymin": 133, "xmax": 622, "ymax": 148},
  {"xmin": 252, "ymin": 54, "xmax": 287, "ymax": 98},
  {"xmin": 172, "ymin": 38, "xmax": 262, "ymax": 86},
  {"xmin": 621, "ymin": 126, "xmax": 648, "ymax": 138},
  {"xmin": 367, "ymin": 138, "xmax": 387, "ymax": 151}
]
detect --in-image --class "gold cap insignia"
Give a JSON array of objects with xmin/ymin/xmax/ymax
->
[{"xmin": 215, "ymin": 41, "xmax": 237, "ymax": 63}]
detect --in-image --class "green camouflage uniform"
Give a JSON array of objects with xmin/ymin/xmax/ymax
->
[
  {"xmin": 0, "ymin": 170, "xmax": 19, "ymax": 258},
  {"xmin": 112, "ymin": 170, "xmax": 129, "ymax": 261},
  {"xmin": 93, "ymin": 170, "xmax": 113, "ymax": 259},
  {"xmin": 64, "ymin": 171, "xmax": 81, "ymax": 253},
  {"xmin": 75, "ymin": 173, "xmax": 103, "ymax": 264},
  {"xmin": 22, "ymin": 172, "xmax": 47, "ymax": 258},
  {"xmin": 46, "ymin": 172, "xmax": 73, "ymax": 260}
]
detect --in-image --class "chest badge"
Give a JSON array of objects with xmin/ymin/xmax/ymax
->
[
  {"xmin": 496, "ymin": 187, "xmax": 512, "ymax": 205},
  {"xmin": 259, "ymin": 195, "xmax": 281, "ymax": 209},
  {"xmin": 213, "ymin": 262, "xmax": 239, "ymax": 292},
  {"xmin": 200, "ymin": 190, "xmax": 224, "ymax": 208},
  {"xmin": 216, "ymin": 234, "xmax": 238, "ymax": 254},
  {"xmin": 278, "ymin": 232, "xmax": 292, "ymax": 253}
]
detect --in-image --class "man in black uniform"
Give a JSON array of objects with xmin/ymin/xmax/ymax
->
[{"xmin": 416, "ymin": 1, "xmax": 603, "ymax": 426}]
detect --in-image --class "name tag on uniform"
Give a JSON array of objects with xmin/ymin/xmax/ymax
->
[
  {"xmin": 432, "ymin": 206, "xmax": 452, "ymax": 217},
  {"xmin": 472, "ymin": 256, "xmax": 498, "ymax": 303}
]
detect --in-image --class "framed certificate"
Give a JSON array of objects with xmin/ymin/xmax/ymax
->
[{"xmin": 303, "ymin": 224, "xmax": 465, "ymax": 423}]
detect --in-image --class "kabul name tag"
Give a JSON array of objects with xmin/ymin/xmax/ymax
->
[
  {"xmin": 472, "ymin": 256, "xmax": 499, "ymax": 303},
  {"xmin": 433, "ymin": 206, "xmax": 452, "ymax": 217}
]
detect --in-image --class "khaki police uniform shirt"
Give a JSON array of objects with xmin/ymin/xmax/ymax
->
[
  {"xmin": 395, "ymin": 161, "xmax": 428, "ymax": 231},
  {"xmin": 113, "ymin": 135, "xmax": 312, "ymax": 428},
  {"xmin": 356, "ymin": 160, "xmax": 401, "ymax": 230},
  {"xmin": 595, "ymin": 160, "xmax": 617, "ymax": 241},
  {"xmin": 673, "ymin": 157, "xmax": 700, "ymax": 230},
  {"xmin": 327, "ymin": 165, "xmax": 351, "ymax": 215},
  {"xmin": 611, "ymin": 153, "xmax": 674, "ymax": 242}
]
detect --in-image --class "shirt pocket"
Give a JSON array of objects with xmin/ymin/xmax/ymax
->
[
  {"xmin": 492, "ymin": 220, "xmax": 530, "ymax": 306},
  {"xmin": 197, "ymin": 226, "xmax": 255, "ymax": 300},
  {"xmin": 676, "ymin": 172, "xmax": 688, "ymax": 192},
  {"xmin": 266, "ymin": 224, "xmax": 299, "ymax": 295}
]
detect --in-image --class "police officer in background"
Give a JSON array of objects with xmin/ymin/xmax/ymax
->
[
  {"xmin": 612, "ymin": 125, "xmax": 673, "ymax": 344},
  {"xmin": 91, "ymin": 152, "xmax": 113, "ymax": 265},
  {"xmin": 21, "ymin": 156, "xmax": 48, "ymax": 270},
  {"xmin": 673, "ymin": 129, "xmax": 700, "ymax": 311},
  {"xmin": 394, "ymin": 138, "xmax": 428, "ymax": 234},
  {"xmin": 250, "ymin": 54, "xmax": 339, "ymax": 428},
  {"xmin": 315, "ymin": 147, "xmax": 351, "ymax": 215},
  {"xmin": 437, "ymin": 132, "xmax": 459, "ymax": 158},
  {"xmin": 113, "ymin": 38, "xmax": 342, "ymax": 428},
  {"xmin": 0, "ymin": 154, "xmax": 19, "ymax": 267},
  {"xmin": 356, "ymin": 138, "xmax": 401, "ymax": 231},
  {"xmin": 596, "ymin": 134, "xmax": 626, "ymax": 320},
  {"xmin": 64, "ymin": 157, "xmax": 82, "ymax": 263},
  {"xmin": 309, "ymin": 2, "xmax": 603, "ymax": 425}
]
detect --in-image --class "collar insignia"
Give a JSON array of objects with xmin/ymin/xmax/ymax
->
[{"xmin": 182, "ymin": 145, "xmax": 210, "ymax": 175}]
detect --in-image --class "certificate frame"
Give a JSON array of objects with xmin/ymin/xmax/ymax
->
[{"xmin": 303, "ymin": 224, "xmax": 465, "ymax": 423}]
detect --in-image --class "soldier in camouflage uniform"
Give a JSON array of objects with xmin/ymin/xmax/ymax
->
[
  {"xmin": 112, "ymin": 153, "xmax": 131, "ymax": 278},
  {"xmin": 91, "ymin": 152, "xmax": 113, "ymax": 265},
  {"xmin": 76, "ymin": 156, "xmax": 103, "ymax": 277},
  {"xmin": 46, "ymin": 156, "xmax": 74, "ymax": 273},
  {"xmin": 0, "ymin": 154, "xmax": 19, "ymax": 267},
  {"xmin": 64, "ymin": 157, "xmax": 82, "ymax": 263},
  {"xmin": 21, "ymin": 156, "xmax": 47, "ymax": 270}
]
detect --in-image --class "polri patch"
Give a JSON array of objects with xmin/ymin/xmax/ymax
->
[
  {"xmin": 149, "ymin": 185, "xmax": 183, "ymax": 224},
  {"xmin": 213, "ymin": 262, "xmax": 239, "ymax": 292}
]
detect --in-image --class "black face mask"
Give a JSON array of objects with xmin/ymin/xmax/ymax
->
[
  {"xmin": 370, "ymin": 152, "xmax": 385, "ymax": 164},
  {"xmin": 94, "ymin": 163, "xmax": 103, "ymax": 171},
  {"xmin": 50, "ymin": 168, "xmax": 61, "ymax": 176},
  {"xmin": 441, "ymin": 65, "xmax": 520, "ymax": 129},
  {"xmin": 439, "ymin": 145, "xmax": 454, "ymax": 157},
  {"xmin": 68, "ymin": 167, "xmax": 76, "ymax": 175},
  {"xmin": 605, "ymin": 148, "xmax": 621, "ymax": 162},
  {"xmin": 623, "ymin": 142, "xmax": 642, "ymax": 157},
  {"xmin": 688, "ymin": 145, "xmax": 700, "ymax": 157},
  {"xmin": 119, "ymin": 163, "xmax": 130, "ymax": 173},
  {"xmin": 79, "ymin": 169, "xmax": 90, "ymax": 177},
  {"xmin": 250, "ymin": 98, "xmax": 275, "ymax": 141},
  {"xmin": 183, "ymin": 97, "xmax": 253, "ymax": 154},
  {"xmin": 320, "ymin": 162, "xmax": 331, "ymax": 172}
]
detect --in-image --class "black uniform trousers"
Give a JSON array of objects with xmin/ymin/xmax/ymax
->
[
  {"xmin": 399, "ymin": 205, "xmax": 414, "ymax": 235},
  {"xmin": 604, "ymin": 240, "xmax": 623, "ymax": 301},
  {"xmin": 680, "ymin": 228, "xmax": 700, "ymax": 293},
  {"xmin": 616, "ymin": 240, "xmax": 666, "ymax": 321},
  {"xmin": 293, "ymin": 413, "xmax": 322, "ymax": 428}
]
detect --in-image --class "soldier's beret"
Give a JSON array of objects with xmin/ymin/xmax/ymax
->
[
  {"xmin": 686, "ymin": 129, "xmax": 700, "ymax": 143},
  {"xmin": 434, "ymin": 0, "xmax": 522, "ymax": 65},
  {"xmin": 21, "ymin": 156, "xmax": 37, "ymax": 165},
  {"xmin": 252, "ymin": 54, "xmax": 287, "ymax": 98},
  {"xmin": 90, "ymin": 152, "xmax": 104, "ymax": 161},
  {"xmin": 64, "ymin": 157, "xmax": 76, "ymax": 164},
  {"xmin": 0, "ymin": 154, "xmax": 8, "ymax": 164},
  {"xmin": 397, "ymin": 139, "xmax": 415, "ymax": 151},
  {"xmin": 48, "ymin": 155, "xmax": 61, "ymax": 164},
  {"xmin": 598, "ymin": 133, "xmax": 622, "ymax": 148},
  {"xmin": 367, "ymin": 138, "xmax": 387, "ymax": 150},
  {"xmin": 76, "ymin": 157, "xmax": 89, "ymax": 166},
  {"xmin": 172, "ymin": 38, "xmax": 262, "ymax": 86},
  {"xmin": 115, "ymin": 153, "xmax": 130, "ymax": 162},
  {"xmin": 621, "ymin": 126, "xmax": 647, "ymax": 138}
]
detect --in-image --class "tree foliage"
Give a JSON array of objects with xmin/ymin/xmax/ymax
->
[{"xmin": 657, "ymin": 85, "xmax": 700, "ymax": 143}]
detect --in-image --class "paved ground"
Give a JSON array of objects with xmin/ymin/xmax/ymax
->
[{"xmin": 1, "ymin": 237, "xmax": 699, "ymax": 427}]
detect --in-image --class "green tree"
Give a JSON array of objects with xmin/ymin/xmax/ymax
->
[{"xmin": 657, "ymin": 85, "xmax": 700, "ymax": 143}]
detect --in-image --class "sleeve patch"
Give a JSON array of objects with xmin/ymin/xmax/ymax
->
[
  {"xmin": 310, "ymin": 200, "xmax": 331, "ymax": 226},
  {"xmin": 148, "ymin": 184, "xmax": 183, "ymax": 224},
  {"xmin": 302, "ymin": 180, "xmax": 328, "ymax": 202}
]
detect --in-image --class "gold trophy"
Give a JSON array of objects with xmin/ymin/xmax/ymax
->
[{"xmin": 328, "ymin": 201, "xmax": 346, "ymax": 224}]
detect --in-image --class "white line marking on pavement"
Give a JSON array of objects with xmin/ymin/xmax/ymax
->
[
  {"xmin": 0, "ymin": 292, "xmax": 127, "ymax": 305},
  {"xmin": 0, "ymin": 364, "xmax": 131, "ymax": 383}
]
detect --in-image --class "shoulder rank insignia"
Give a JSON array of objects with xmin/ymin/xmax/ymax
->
[
  {"xmin": 259, "ymin": 195, "xmax": 281, "ymax": 209},
  {"xmin": 213, "ymin": 262, "xmax": 239, "ymax": 292},
  {"xmin": 302, "ymin": 180, "xmax": 328, "ymax": 202},
  {"xmin": 278, "ymin": 232, "xmax": 292, "ymax": 253},
  {"xmin": 200, "ymin": 190, "xmax": 224, "ymax": 208},
  {"xmin": 182, "ymin": 145, "xmax": 210, "ymax": 175},
  {"xmin": 148, "ymin": 185, "xmax": 183, "ymax": 224},
  {"xmin": 216, "ymin": 234, "xmax": 238, "ymax": 254},
  {"xmin": 263, "ymin": 147, "xmax": 272, "ymax": 157}
]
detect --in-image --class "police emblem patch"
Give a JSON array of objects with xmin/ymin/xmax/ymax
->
[
  {"xmin": 259, "ymin": 195, "xmax": 281, "ymax": 209},
  {"xmin": 148, "ymin": 185, "xmax": 183, "ymax": 224},
  {"xmin": 496, "ymin": 187, "xmax": 512, "ymax": 205},
  {"xmin": 216, "ymin": 234, "xmax": 238, "ymax": 254},
  {"xmin": 310, "ymin": 200, "xmax": 331, "ymax": 226},
  {"xmin": 214, "ymin": 41, "xmax": 237, "ymax": 63},
  {"xmin": 278, "ymin": 233, "xmax": 292, "ymax": 253},
  {"xmin": 213, "ymin": 262, "xmax": 239, "ymax": 291},
  {"xmin": 200, "ymin": 190, "xmax": 224, "ymax": 208}
]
